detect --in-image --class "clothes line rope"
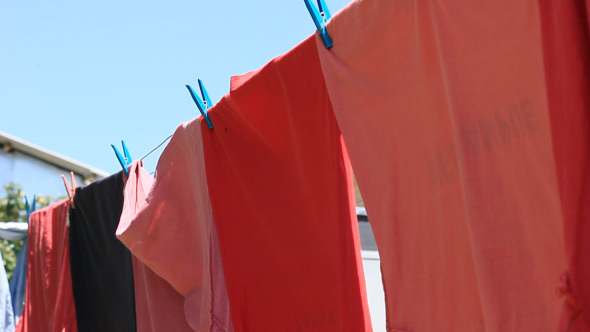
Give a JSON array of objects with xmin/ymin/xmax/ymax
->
[{"xmin": 140, "ymin": 134, "xmax": 173, "ymax": 161}]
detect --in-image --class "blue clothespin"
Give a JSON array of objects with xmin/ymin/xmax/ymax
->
[
  {"xmin": 25, "ymin": 195, "xmax": 36, "ymax": 220},
  {"xmin": 186, "ymin": 79, "xmax": 214, "ymax": 129},
  {"xmin": 304, "ymin": 0, "xmax": 333, "ymax": 48},
  {"xmin": 111, "ymin": 140, "xmax": 132, "ymax": 175}
]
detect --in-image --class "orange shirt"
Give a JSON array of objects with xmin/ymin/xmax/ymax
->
[{"xmin": 317, "ymin": 1, "xmax": 567, "ymax": 330}]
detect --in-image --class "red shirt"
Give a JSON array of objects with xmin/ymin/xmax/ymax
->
[
  {"xmin": 16, "ymin": 200, "xmax": 77, "ymax": 332},
  {"xmin": 201, "ymin": 36, "xmax": 372, "ymax": 332}
]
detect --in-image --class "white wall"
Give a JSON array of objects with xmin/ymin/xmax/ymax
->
[
  {"xmin": 362, "ymin": 250, "xmax": 386, "ymax": 332},
  {"xmin": 0, "ymin": 150, "xmax": 86, "ymax": 197}
]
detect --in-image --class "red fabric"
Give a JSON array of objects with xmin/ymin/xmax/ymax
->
[
  {"xmin": 201, "ymin": 36, "xmax": 372, "ymax": 332},
  {"xmin": 317, "ymin": 1, "xmax": 567, "ymax": 330},
  {"xmin": 117, "ymin": 160, "xmax": 194, "ymax": 332},
  {"xmin": 538, "ymin": 0, "xmax": 590, "ymax": 329},
  {"xmin": 16, "ymin": 200, "xmax": 77, "ymax": 332}
]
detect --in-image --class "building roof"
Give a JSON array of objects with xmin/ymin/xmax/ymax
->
[{"xmin": 0, "ymin": 130, "xmax": 108, "ymax": 182}]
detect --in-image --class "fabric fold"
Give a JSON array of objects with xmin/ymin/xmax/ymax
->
[
  {"xmin": 115, "ymin": 120, "xmax": 233, "ymax": 332},
  {"xmin": 538, "ymin": 0, "xmax": 590, "ymax": 329},
  {"xmin": 116, "ymin": 160, "xmax": 194, "ymax": 332}
]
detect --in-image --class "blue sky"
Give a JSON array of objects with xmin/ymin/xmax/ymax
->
[{"xmin": 0, "ymin": 0, "xmax": 352, "ymax": 175}]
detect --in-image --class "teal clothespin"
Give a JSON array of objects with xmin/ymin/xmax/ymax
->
[
  {"xmin": 304, "ymin": 0, "xmax": 333, "ymax": 48},
  {"xmin": 111, "ymin": 140, "xmax": 132, "ymax": 175},
  {"xmin": 25, "ymin": 195, "xmax": 36, "ymax": 220},
  {"xmin": 186, "ymin": 79, "xmax": 214, "ymax": 129}
]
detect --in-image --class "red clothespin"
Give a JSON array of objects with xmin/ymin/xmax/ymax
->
[{"xmin": 61, "ymin": 171, "xmax": 77, "ymax": 209}]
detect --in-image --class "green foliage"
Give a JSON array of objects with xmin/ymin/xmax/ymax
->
[{"xmin": 0, "ymin": 183, "xmax": 53, "ymax": 280}]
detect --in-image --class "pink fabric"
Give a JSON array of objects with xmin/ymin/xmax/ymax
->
[
  {"xmin": 16, "ymin": 200, "xmax": 77, "ymax": 332},
  {"xmin": 115, "ymin": 122, "xmax": 233, "ymax": 332},
  {"xmin": 116, "ymin": 160, "xmax": 193, "ymax": 332},
  {"xmin": 209, "ymin": 219, "xmax": 232, "ymax": 331}
]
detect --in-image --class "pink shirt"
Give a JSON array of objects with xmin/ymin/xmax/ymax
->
[
  {"xmin": 116, "ymin": 140, "xmax": 232, "ymax": 331},
  {"xmin": 116, "ymin": 160, "xmax": 193, "ymax": 332}
]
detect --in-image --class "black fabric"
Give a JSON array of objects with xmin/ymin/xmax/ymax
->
[{"xmin": 69, "ymin": 171, "xmax": 136, "ymax": 332}]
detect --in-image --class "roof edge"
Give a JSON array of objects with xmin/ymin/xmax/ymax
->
[{"xmin": 0, "ymin": 130, "xmax": 109, "ymax": 181}]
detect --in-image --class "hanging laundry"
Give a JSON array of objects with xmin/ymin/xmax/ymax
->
[
  {"xmin": 538, "ymin": 0, "xmax": 590, "ymax": 329},
  {"xmin": 115, "ymin": 160, "xmax": 194, "ymax": 332},
  {"xmin": 16, "ymin": 200, "xmax": 76, "ymax": 332},
  {"xmin": 68, "ymin": 171, "xmax": 136, "ymax": 332},
  {"xmin": 200, "ymin": 35, "xmax": 372, "ymax": 332},
  {"xmin": 316, "ymin": 0, "xmax": 568, "ymax": 330},
  {"xmin": 0, "ymin": 250, "xmax": 14, "ymax": 332},
  {"xmin": 116, "ymin": 122, "xmax": 233, "ymax": 332},
  {"xmin": 9, "ymin": 239, "xmax": 26, "ymax": 322}
]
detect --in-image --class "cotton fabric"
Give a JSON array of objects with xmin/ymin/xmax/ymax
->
[
  {"xmin": 538, "ymin": 0, "xmax": 590, "ymax": 329},
  {"xmin": 69, "ymin": 171, "xmax": 136, "ymax": 332},
  {"xmin": 201, "ymin": 35, "xmax": 372, "ymax": 332},
  {"xmin": 16, "ymin": 200, "xmax": 76, "ymax": 332},
  {"xmin": 116, "ymin": 121, "xmax": 233, "ymax": 332},
  {"xmin": 116, "ymin": 160, "xmax": 194, "ymax": 332},
  {"xmin": 317, "ymin": 1, "xmax": 568, "ymax": 330}
]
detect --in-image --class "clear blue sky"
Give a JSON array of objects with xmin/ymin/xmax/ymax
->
[{"xmin": 0, "ymin": 0, "xmax": 352, "ymax": 175}]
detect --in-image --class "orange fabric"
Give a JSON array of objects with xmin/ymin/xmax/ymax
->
[
  {"xmin": 201, "ymin": 36, "xmax": 372, "ymax": 332},
  {"xmin": 317, "ymin": 1, "xmax": 567, "ymax": 330},
  {"xmin": 538, "ymin": 0, "xmax": 590, "ymax": 329},
  {"xmin": 16, "ymin": 200, "xmax": 77, "ymax": 332},
  {"xmin": 116, "ymin": 160, "xmax": 194, "ymax": 332}
]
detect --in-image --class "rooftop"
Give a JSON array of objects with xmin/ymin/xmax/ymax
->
[{"xmin": 0, "ymin": 130, "xmax": 108, "ymax": 183}]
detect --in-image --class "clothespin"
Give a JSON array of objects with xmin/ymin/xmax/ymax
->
[
  {"xmin": 304, "ymin": 0, "xmax": 333, "ymax": 49},
  {"xmin": 25, "ymin": 195, "xmax": 36, "ymax": 220},
  {"xmin": 111, "ymin": 140, "xmax": 132, "ymax": 176},
  {"xmin": 61, "ymin": 171, "xmax": 77, "ymax": 209},
  {"xmin": 186, "ymin": 79, "xmax": 214, "ymax": 129}
]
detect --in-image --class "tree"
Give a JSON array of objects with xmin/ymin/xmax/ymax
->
[{"xmin": 0, "ymin": 183, "xmax": 53, "ymax": 279}]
